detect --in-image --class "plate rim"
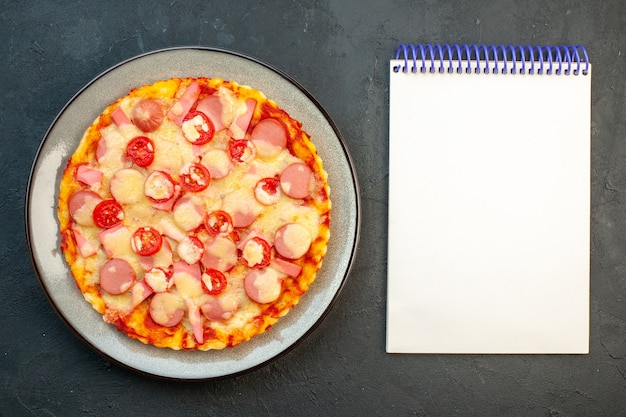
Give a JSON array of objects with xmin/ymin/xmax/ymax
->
[{"xmin": 25, "ymin": 46, "xmax": 361, "ymax": 381}]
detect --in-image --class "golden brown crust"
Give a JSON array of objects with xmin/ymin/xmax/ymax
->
[{"xmin": 58, "ymin": 77, "xmax": 330, "ymax": 350}]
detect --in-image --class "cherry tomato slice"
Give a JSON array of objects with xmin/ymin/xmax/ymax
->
[
  {"xmin": 126, "ymin": 136, "xmax": 155, "ymax": 167},
  {"xmin": 201, "ymin": 269, "xmax": 228, "ymax": 296},
  {"xmin": 205, "ymin": 210, "xmax": 234, "ymax": 237},
  {"xmin": 179, "ymin": 162, "xmax": 211, "ymax": 192},
  {"xmin": 242, "ymin": 237, "xmax": 272, "ymax": 269},
  {"xmin": 228, "ymin": 139, "xmax": 255, "ymax": 163},
  {"xmin": 182, "ymin": 111, "xmax": 215, "ymax": 145},
  {"xmin": 92, "ymin": 199, "xmax": 124, "ymax": 229},
  {"xmin": 131, "ymin": 227, "xmax": 163, "ymax": 256},
  {"xmin": 254, "ymin": 177, "xmax": 281, "ymax": 205},
  {"xmin": 131, "ymin": 99, "xmax": 163, "ymax": 132}
]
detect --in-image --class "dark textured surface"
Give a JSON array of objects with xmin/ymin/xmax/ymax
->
[{"xmin": 1, "ymin": 0, "xmax": 625, "ymax": 415}]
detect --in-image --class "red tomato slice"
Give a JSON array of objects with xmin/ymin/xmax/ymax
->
[
  {"xmin": 144, "ymin": 170, "xmax": 176, "ymax": 203},
  {"xmin": 243, "ymin": 237, "xmax": 272, "ymax": 269},
  {"xmin": 205, "ymin": 210, "xmax": 234, "ymax": 237},
  {"xmin": 126, "ymin": 136, "xmax": 155, "ymax": 167},
  {"xmin": 201, "ymin": 269, "xmax": 228, "ymax": 296},
  {"xmin": 182, "ymin": 111, "xmax": 215, "ymax": 145},
  {"xmin": 131, "ymin": 99, "xmax": 163, "ymax": 132},
  {"xmin": 254, "ymin": 177, "xmax": 281, "ymax": 205},
  {"xmin": 92, "ymin": 199, "xmax": 124, "ymax": 229},
  {"xmin": 131, "ymin": 227, "xmax": 163, "ymax": 256},
  {"xmin": 179, "ymin": 162, "xmax": 211, "ymax": 192},
  {"xmin": 228, "ymin": 139, "xmax": 255, "ymax": 163}
]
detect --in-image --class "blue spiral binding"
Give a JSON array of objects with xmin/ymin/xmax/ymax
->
[{"xmin": 393, "ymin": 43, "xmax": 590, "ymax": 76}]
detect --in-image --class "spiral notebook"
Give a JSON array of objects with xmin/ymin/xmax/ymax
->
[{"xmin": 386, "ymin": 44, "xmax": 591, "ymax": 354}]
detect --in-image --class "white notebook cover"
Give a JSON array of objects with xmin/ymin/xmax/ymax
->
[{"xmin": 386, "ymin": 56, "xmax": 591, "ymax": 354}]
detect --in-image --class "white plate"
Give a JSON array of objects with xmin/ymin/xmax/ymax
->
[{"xmin": 26, "ymin": 47, "xmax": 360, "ymax": 380}]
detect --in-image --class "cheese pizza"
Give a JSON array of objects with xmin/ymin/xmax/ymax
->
[{"xmin": 57, "ymin": 77, "xmax": 331, "ymax": 350}]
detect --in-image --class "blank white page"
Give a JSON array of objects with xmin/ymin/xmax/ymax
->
[{"xmin": 386, "ymin": 59, "xmax": 591, "ymax": 353}]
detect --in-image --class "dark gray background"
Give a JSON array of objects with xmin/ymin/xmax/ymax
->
[{"xmin": 2, "ymin": 0, "xmax": 625, "ymax": 416}]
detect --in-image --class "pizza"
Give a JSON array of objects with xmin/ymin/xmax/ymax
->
[{"xmin": 57, "ymin": 77, "xmax": 331, "ymax": 350}]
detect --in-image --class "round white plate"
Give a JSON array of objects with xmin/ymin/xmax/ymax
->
[{"xmin": 26, "ymin": 47, "xmax": 360, "ymax": 380}]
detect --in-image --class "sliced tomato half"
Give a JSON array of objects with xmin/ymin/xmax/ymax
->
[
  {"xmin": 131, "ymin": 226, "xmax": 163, "ymax": 256},
  {"xmin": 228, "ymin": 139, "xmax": 255, "ymax": 163},
  {"xmin": 254, "ymin": 177, "xmax": 281, "ymax": 205},
  {"xmin": 182, "ymin": 111, "xmax": 215, "ymax": 145},
  {"xmin": 126, "ymin": 136, "xmax": 155, "ymax": 167},
  {"xmin": 201, "ymin": 269, "xmax": 228, "ymax": 296},
  {"xmin": 205, "ymin": 210, "xmax": 234, "ymax": 237},
  {"xmin": 179, "ymin": 162, "xmax": 211, "ymax": 192},
  {"xmin": 92, "ymin": 199, "xmax": 124, "ymax": 229},
  {"xmin": 242, "ymin": 237, "xmax": 272, "ymax": 269}
]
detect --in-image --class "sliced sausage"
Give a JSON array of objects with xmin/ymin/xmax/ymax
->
[
  {"xmin": 222, "ymin": 190, "xmax": 261, "ymax": 228},
  {"xmin": 250, "ymin": 118, "xmax": 287, "ymax": 159},
  {"xmin": 200, "ymin": 149, "xmax": 231, "ymax": 179},
  {"xmin": 172, "ymin": 261, "xmax": 204, "ymax": 299},
  {"xmin": 172, "ymin": 260, "xmax": 202, "ymax": 281},
  {"xmin": 131, "ymin": 99, "xmax": 163, "ymax": 132},
  {"xmin": 201, "ymin": 296, "xmax": 237, "ymax": 321},
  {"xmin": 75, "ymin": 164, "xmax": 103, "ymax": 187},
  {"xmin": 270, "ymin": 258, "xmax": 302, "ymax": 278},
  {"xmin": 185, "ymin": 298, "xmax": 204, "ymax": 344},
  {"xmin": 99, "ymin": 258, "xmax": 136, "ymax": 295},
  {"xmin": 195, "ymin": 95, "xmax": 225, "ymax": 131},
  {"xmin": 111, "ymin": 106, "xmax": 131, "ymax": 127},
  {"xmin": 131, "ymin": 280, "xmax": 154, "ymax": 308},
  {"xmin": 167, "ymin": 81, "xmax": 201, "ymax": 125},
  {"xmin": 201, "ymin": 237, "xmax": 238, "ymax": 272},
  {"xmin": 138, "ymin": 239, "xmax": 173, "ymax": 271},
  {"xmin": 109, "ymin": 168, "xmax": 146, "ymax": 205},
  {"xmin": 71, "ymin": 226, "xmax": 98, "ymax": 258},
  {"xmin": 274, "ymin": 223, "xmax": 311, "ymax": 260},
  {"xmin": 244, "ymin": 268, "xmax": 283, "ymax": 304},
  {"xmin": 95, "ymin": 137, "xmax": 108, "ymax": 162},
  {"xmin": 157, "ymin": 217, "xmax": 187, "ymax": 242},
  {"xmin": 227, "ymin": 99, "xmax": 256, "ymax": 139},
  {"xmin": 98, "ymin": 224, "xmax": 132, "ymax": 259},
  {"xmin": 149, "ymin": 292, "xmax": 186, "ymax": 327},
  {"xmin": 68, "ymin": 190, "xmax": 102, "ymax": 226},
  {"xmin": 280, "ymin": 162, "xmax": 312, "ymax": 199},
  {"xmin": 172, "ymin": 195, "xmax": 206, "ymax": 231}
]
